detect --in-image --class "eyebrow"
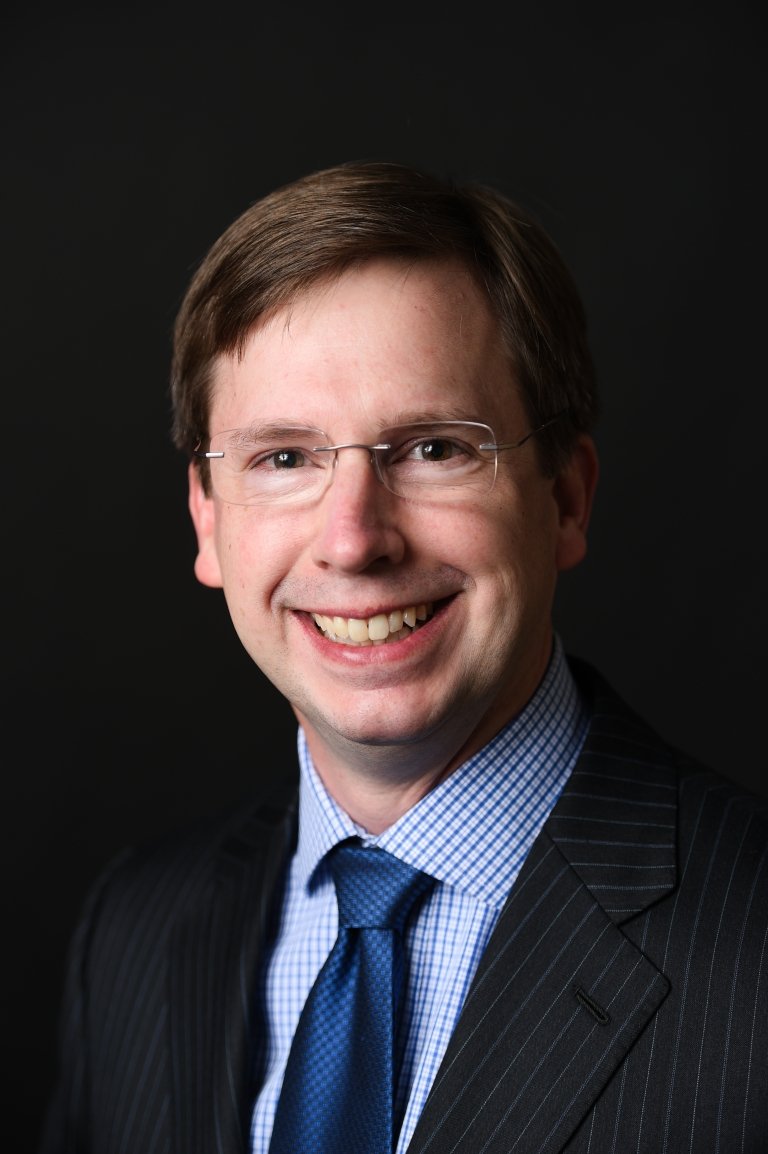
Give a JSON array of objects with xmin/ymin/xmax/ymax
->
[
  {"xmin": 227, "ymin": 409, "xmax": 486, "ymax": 439},
  {"xmin": 226, "ymin": 422, "xmax": 326, "ymax": 444},
  {"xmin": 382, "ymin": 408, "xmax": 485, "ymax": 425}
]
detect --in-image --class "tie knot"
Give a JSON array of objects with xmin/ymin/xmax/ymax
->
[{"xmin": 329, "ymin": 842, "xmax": 434, "ymax": 932}]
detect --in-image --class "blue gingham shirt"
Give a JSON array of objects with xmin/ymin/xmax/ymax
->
[{"xmin": 250, "ymin": 637, "xmax": 589, "ymax": 1153}]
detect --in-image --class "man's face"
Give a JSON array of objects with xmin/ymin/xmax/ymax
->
[{"xmin": 189, "ymin": 259, "xmax": 596, "ymax": 778}]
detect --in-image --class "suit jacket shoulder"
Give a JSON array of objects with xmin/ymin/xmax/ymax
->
[
  {"xmin": 407, "ymin": 659, "xmax": 768, "ymax": 1154},
  {"xmin": 38, "ymin": 788, "xmax": 298, "ymax": 1154}
]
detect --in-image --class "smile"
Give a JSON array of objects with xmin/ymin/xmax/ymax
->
[{"xmin": 311, "ymin": 603, "xmax": 435, "ymax": 645}]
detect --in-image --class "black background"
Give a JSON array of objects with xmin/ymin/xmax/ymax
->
[{"xmin": 3, "ymin": 4, "xmax": 766, "ymax": 1148}]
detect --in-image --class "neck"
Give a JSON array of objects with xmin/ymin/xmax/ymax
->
[{"xmin": 303, "ymin": 742, "xmax": 460, "ymax": 834}]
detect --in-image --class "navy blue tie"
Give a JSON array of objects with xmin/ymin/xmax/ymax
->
[{"xmin": 268, "ymin": 840, "xmax": 435, "ymax": 1154}]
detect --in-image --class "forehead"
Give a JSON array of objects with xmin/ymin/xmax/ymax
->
[{"xmin": 209, "ymin": 257, "xmax": 520, "ymax": 431}]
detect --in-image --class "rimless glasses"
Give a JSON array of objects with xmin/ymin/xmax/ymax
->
[{"xmin": 194, "ymin": 414, "xmax": 565, "ymax": 506}]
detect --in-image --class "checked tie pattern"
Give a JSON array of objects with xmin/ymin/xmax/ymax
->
[{"xmin": 268, "ymin": 839, "xmax": 435, "ymax": 1154}]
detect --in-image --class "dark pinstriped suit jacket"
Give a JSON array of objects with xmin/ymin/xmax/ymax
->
[{"xmin": 40, "ymin": 661, "xmax": 768, "ymax": 1154}]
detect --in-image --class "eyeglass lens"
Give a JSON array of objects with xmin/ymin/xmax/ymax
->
[{"xmin": 203, "ymin": 421, "xmax": 499, "ymax": 505}]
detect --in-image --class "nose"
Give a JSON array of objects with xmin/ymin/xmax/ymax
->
[{"xmin": 310, "ymin": 448, "xmax": 406, "ymax": 572}]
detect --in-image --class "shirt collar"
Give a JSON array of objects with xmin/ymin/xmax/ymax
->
[{"xmin": 294, "ymin": 636, "xmax": 588, "ymax": 908}]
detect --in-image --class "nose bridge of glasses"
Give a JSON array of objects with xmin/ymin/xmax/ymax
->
[
  {"xmin": 313, "ymin": 441, "xmax": 392, "ymax": 482},
  {"xmin": 313, "ymin": 441, "xmax": 392, "ymax": 455}
]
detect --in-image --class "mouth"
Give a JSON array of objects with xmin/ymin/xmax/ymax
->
[{"xmin": 311, "ymin": 602, "xmax": 436, "ymax": 646}]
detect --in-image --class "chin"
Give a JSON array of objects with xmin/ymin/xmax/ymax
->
[
  {"xmin": 298, "ymin": 685, "xmax": 480, "ymax": 758},
  {"xmin": 320, "ymin": 714, "xmax": 434, "ymax": 750}
]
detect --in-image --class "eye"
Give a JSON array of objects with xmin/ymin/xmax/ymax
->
[
  {"xmin": 270, "ymin": 448, "xmax": 307, "ymax": 470},
  {"xmin": 412, "ymin": 437, "xmax": 461, "ymax": 462},
  {"xmin": 244, "ymin": 445, "xmax": 314, "ymax": 472},
  {"xmin": 400, "ymin": 436, "xmax": 473, "ymax": 465}
]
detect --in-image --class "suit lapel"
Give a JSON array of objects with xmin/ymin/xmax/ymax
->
[
  {"xmin": 168, "ymin": 796, "xmax": 296, "ymax": 1154},
  {"xmin": 408, "ymin": 665, "xmax": 678, "ymax": 1154},
  {"xmin": 548, "ymin": 660, "xmax": 679, "ymax": 927}
]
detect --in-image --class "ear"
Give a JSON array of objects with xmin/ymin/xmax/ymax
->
[
  {"xmin": 553, "ymin": 435, "xmax": 599, "ymax": 572},
  {"xmin": 187, "ymin": 462, "xmax": 224, "ymax": 589}
]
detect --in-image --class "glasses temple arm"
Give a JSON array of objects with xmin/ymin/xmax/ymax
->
[{"xmin": 479, "ymin": 410, "xmax": 568, "ymax": 452}]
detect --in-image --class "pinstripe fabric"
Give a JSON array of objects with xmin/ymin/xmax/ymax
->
[
  {"xmin": 38, "ymin": 795, "xmax": 297, "ymax": 1154},
  {"xmin": 407, "ymin": 661, "xmax": 768, "ymax": 1154},
  {"xmin": 39, "ymin": 661, "xmax": 768, "ymax": 1154}
]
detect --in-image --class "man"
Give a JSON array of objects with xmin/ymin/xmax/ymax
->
[{"xmin": 41, "ymin": 161, "xmax": 767, "ymax": 1153}]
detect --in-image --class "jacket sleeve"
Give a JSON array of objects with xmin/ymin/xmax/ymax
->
[{"xmin": 37, "ymin": 850, "xmax": 135, "ymax": 1154}]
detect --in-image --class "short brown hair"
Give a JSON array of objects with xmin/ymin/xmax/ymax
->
[{"xmin": 170, "ymin": 160, "xmax": 597, "ymax": 477}]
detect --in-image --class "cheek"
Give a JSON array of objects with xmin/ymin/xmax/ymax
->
[
  {"xmin": 473, "ymin": 495, "xmax": 560, "ymax": 600},
  {"xmin": 214, "ymin": 511, "xmax": 289, "ymax": 605}
]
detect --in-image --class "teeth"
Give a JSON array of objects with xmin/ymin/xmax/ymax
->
[
  {"xmin": 368, "ymin": 614, "xmax": 390, "ymax": 641},
  {"xmin": 311, "ymin": 603, "xmax": 434, "ymax": 645},
  {"xmin": 348, "ymin": 618, "xmax": 369, "ymax": 642},
  {"xmin": 332, "ymin": 615, "xmax": 349, "ymax": 639}
]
